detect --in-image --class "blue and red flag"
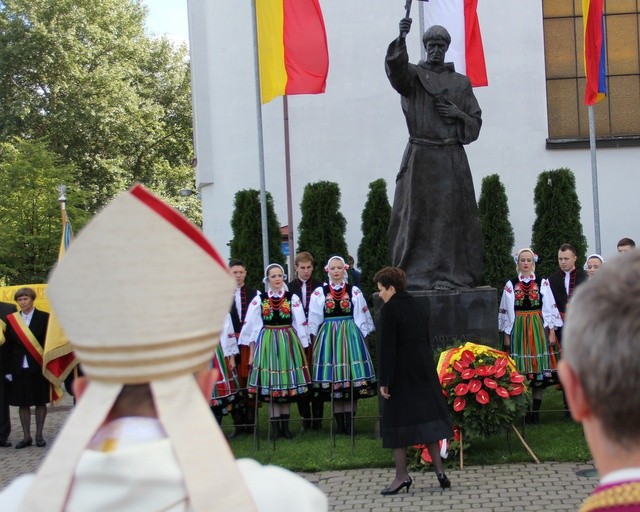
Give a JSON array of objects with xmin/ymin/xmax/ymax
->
[{"xmin": 583, "ymin": 0, "xmax": 607, "ymax": 105}]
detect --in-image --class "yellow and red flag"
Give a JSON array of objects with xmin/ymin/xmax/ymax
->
[
  {"xmin": 42, "ymin": 206, "xmax": 78, "ymax": 387},
  {"xmin": 256, "ymin": 0, "xmax": 329, "ymax": 104}
]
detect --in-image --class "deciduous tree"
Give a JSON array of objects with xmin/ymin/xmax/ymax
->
[
  {"xmin": 0, "ymin": 0, "xmax": 194, "ymax": 210},
  {"xmin": 0, "ymin": 138, "xmax": 90, "ymax": 284}
]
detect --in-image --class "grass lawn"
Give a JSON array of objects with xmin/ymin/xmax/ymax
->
[{"xmin": 224, "ymin": 387, "xmax": 592, "ymax": 472}]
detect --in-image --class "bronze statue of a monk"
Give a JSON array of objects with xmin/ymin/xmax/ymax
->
[{"xmin": 386, "ymin": 18, "xmax": 483, "ymax": 290}]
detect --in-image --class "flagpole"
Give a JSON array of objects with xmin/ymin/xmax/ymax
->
[
  {"xmin": 283, "ymin": 96, "xmax": 296, "ymax": 275},
  {"xmin": 58, "ymin": 185, "xmax": 68, "ymax": 260},
  {"xmin": 250, "ymin": 0, "xmax": 270, "ymax": 273},
  {"xmin": 588, "ymin": 105, "xmax": 602, "ymax": 255}
]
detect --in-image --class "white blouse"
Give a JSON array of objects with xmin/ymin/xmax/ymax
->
[
  {"xmin": 307, "ymin": 283, "xmax": 375, "ymax": 337},
  {"xmin": 218, "ymin": 313, "xmax": 240, "ymax": 357},
  {"xmin": 237, "ymin": 290, "xmax": 310, "ymax": 348},
  {"xmin": 498, "ymin": 274, "xmax": 563, "ymax": 334}
]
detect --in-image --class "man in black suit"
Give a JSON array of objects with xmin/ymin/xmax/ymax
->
[
  {"xmin": 228, "ymin": 259, "xmax": 258, "ymax": 436},
  {"xmin": 0, "ymin": 300, "xmax": 18, "ymax": 447},
  {"xmin": 288, "ymin": 252, "xmax": 324, "ymax": 431},
  {"xmin": 547, "ymin": 243, "xmax": 588, "ymax": 344}
]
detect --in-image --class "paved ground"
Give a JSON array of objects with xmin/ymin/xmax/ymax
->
[{"xmin": 1, "ymin": 398, "xmax": 598, "ymax": 511}]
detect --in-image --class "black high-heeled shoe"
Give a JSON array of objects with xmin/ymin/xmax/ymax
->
[
  {"xmin": 437, "ymin": 472, "xmax": 451, "ymax": 489},
  {"xmin": 381, "ymin": 476, "xmax": 412, "ymax": 495}
]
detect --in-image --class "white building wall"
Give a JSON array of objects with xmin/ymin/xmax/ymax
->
[{"xmin": 188, "ymin": 0, "xmax": 639, "ymax": 268}]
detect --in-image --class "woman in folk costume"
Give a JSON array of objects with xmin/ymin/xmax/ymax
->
[
  {"xmin": 0, "ymin": 184, "xmax": 327, "ymax": 512},
  {"xmin": 4, "ymin": 287, "xmax": 52, "ymax": 448},
  {"xmin": 308, "ymin": 256, "xmax": 376, "ymax": 435},
  {"xmin": 585, "ymin": 253, "xmax": 605, "ymax": 279},
  {"xmin": 210, "ymin": 313, "xmax": 243, "ymax": 426},
  {"xmin": 498, "ymin": 247, "xmax": 563, "ymax": 424},
  {"xmin": 239, "ymin": 263, "xmax": 311, "ymax": 440}
]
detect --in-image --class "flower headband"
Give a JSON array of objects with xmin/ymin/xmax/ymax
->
[{"xmin": 324, "ymin": 255, "xmax": 350, "ymax": 273}]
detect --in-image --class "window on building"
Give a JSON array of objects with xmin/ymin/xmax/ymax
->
[{"xmin": 543, "ymin": 0, "xmax": 640, "ymax": 146}]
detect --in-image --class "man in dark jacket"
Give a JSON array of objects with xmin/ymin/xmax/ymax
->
[
  {"xmin": 288, "ymin": 252, "xmax": 323, "ymax": 431},
  {"xmin": 0, "ymin": 300, "xmax": 18, "ymax": 447},
  {"xmin": 228, "ymin": 259, "xmax": 258, "ymax": 436},
  {"xmin": 547, "ymin": 243, "xmax": 588, "ymax": 343}
]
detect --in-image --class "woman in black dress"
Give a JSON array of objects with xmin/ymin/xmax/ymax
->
[
  {"xmin": 4, "ymin": 288, "xmax": 50, "ymax": 448},
  {"xmin": 375, "ymin": 267, "xmax": 453, "ymax": 494}
]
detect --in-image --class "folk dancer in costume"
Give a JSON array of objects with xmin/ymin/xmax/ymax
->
[
  {"xmin": 210, "ymin": 314, "xmax": 243, "ymax": 426},
  {"xmin": 228, "ymin": 259, "xmax": 258, "ymax": 436},
  {"xmin": 616, "ymin": 237, "xmax": 635, "ymax": 253},
  {"xmin": 0, "ymin": 300, "xmax": 18, "ymax": 448},
  {"xmin": 585, "ymin": 254, "xmax": 605, "ymax": 279},
  {"xmin": 499, "ymin": 248, "xmax": 563, "ymax": 424},
  {"xmin": 0, "ymin": 184, "xmax": 327, "ymax": 512},
  {"xmin": 239, "ymin": 264, "xmax": 311, "ymax": 440},
  {"xmin": 559, "ymin": 251, "xmax": 640, "ymax": 512},
  {"xmin": 308, "ymin": 256, "xmax": 376, "ymax": 435},
  {"xmin": 547, "ymin": 243, "xmax": 588, "ymax": 416},
  {"xmin": 288, "ymin": 251, "xmax": 324, "ymax": 431}
]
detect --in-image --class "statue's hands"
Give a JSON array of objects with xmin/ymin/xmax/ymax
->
[
  {"xmin": 436, "ymin": 98, "xmax": 463, "ymax": 121},
  {"xmin": 399, "ymin": 18, "xmax": 412, "ymax": 39}
]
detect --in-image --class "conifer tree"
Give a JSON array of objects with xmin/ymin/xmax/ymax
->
[
  {"xmin": 297, "ymin": 181, "xmax": 348, "ymax": 282},
  {"xmin": 230, "ymin": 189, "xmax": 285, "ymax": 289},
  {"xmin": 357, "ymin": 179, "xmax": 391, "ymax": 301},
  {"xmin": 531, "ymin": 168, "xmax": 587, "ymax": 277},
  {"xmin": 478, "ymin": 174, "xmax": 515, "ymax": 293}
]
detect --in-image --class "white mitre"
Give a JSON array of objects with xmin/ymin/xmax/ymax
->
[{"xmin": 19, "ymin": 184, "xmax": 257, "ymax": 512}]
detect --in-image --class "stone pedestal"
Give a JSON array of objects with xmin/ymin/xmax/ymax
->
[{"xmin": 373, "ymin": 286, "xmax": 499, "ymax": 350}]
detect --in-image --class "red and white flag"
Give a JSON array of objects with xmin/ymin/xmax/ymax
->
[{"xmin": 422, "ymin": 0, "xmax": 488, "ymax": 87}]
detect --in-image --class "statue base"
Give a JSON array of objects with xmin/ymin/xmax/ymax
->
[{"xmin": 373, "ymin": 286, "xmax": 498, "ymax": 350}]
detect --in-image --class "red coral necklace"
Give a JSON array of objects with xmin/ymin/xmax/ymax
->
[
  {"xmin": 269, "ymin": 293, "xmax": 285, "ymax": 311},
  {"xmin": 519, "ymin": 280, "xmax": 534, "ymax": 296},
  {"xmin": 329, "ymin": 285, "xmax": 346, "ymax": 301}
]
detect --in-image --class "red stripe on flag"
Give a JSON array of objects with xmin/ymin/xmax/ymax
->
[
  {"xmin": 584, "ymin": 0, "xmax": 606, "ymax": 105},
  {"xmin": 283, "ymin": 0, "xmax": 328, "ymax": 96},
  {"xmin": 46, "ymin": 353, "xmax": 77, "ymax": 380},
  {"xmin": 464, "ymin": 0, "xmax": 488, "ymax": 87}
]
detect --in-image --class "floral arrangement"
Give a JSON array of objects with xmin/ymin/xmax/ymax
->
[{"xmin": 437, "ymin": 342, "xmax": 530, "ymax": 438}]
